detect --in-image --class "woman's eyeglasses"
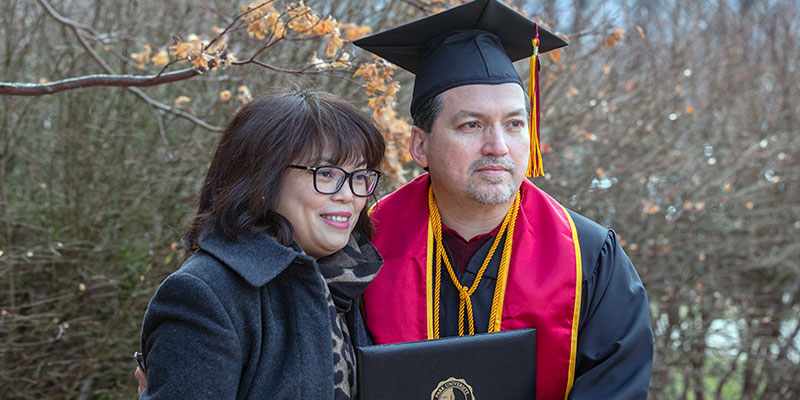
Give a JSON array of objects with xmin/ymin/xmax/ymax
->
[{"xmin": 289, "ymin": 165, "xmax": 381, "ymax": 197}]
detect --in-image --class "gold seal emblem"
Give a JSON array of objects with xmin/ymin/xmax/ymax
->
[{"xmin": 431, "ymin": 377, "xmax": 476, "ymax": 400}]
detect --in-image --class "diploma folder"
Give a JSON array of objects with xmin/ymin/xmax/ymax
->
[{"xmin": 356, "ymin": 328, "xmax": 536, "ymax": 400}]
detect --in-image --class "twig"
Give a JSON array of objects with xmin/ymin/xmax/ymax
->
[
  {"xmin": 0, "ymin": 156, "xmax": 13, "ymax": 312},
  {"xmin": 202, "ymin": 1, "xmax": 234, "ymax": 24},
  {"xmin": 398, "ymin": 0, "xmax": 431, "ymax": 14},
  {"xmin": 145, "ymin": 101, "xmax": 176, "ymax": 159},
  {"xmin": 38, "ymin": 0, "xmax": 141, "ymax": 70},
  {"xmin": 237, "ymin": 59, "xmax": 332, "ymax": 75},
  {"xmin": 127, "ymin": 87, "xmax": 223, "ymax": 132},
  {"xmin": 204, "ymin": 0, "xmax": 276, "ymax": 51},
  {"xmin": 73, "ymin": 28, "xmax": 113, "ymax": 71},
  {"xmin": 37, "ymin": 0, "xmax": 100, "ymax": 37},
  {"xmin": 244, "ymin": 36, "xmax": 285, "ymax": 61}
]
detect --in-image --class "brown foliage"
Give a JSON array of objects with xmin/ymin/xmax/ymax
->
[{"xmin": 1, "ymin": 0, "xmax": 799, "ymax": 399}]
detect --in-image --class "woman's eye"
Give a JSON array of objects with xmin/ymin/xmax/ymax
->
[{"xmin": 317, "ymin": 169, "xmax": 336, "ymax": 180}]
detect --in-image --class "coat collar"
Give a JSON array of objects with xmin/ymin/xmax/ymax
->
[{"xmin": 197, "ymin": 231, "xmax": 314, "ymax": 288}]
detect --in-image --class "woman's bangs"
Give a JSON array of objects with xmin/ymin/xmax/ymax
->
[{"xmin": 298, "ymin": 125, "xmax": 382, "ymax": 169}]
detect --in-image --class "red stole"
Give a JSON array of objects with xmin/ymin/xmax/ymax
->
[{"xmin": 364, "ymin": 174, "xmax": 582, "ymax": 399}]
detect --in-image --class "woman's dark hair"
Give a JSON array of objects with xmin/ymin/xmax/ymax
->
[{"xmin": 184, "ymin": 89, "xmax": 385, "ymax": 251}]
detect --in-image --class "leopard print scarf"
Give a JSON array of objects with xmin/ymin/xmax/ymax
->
[{"xmin": 317, "ymin": 230, "xmax": 382, "ymax": 400}]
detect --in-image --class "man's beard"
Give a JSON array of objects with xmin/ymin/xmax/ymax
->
[{"xmin": 466, "ymin": 157, "xmax": 519, "ymax": 205}]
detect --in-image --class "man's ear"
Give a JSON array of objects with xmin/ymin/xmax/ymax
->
[{"xmin": 409, "ymin": 125, "xmax": 429, "ymax": 169}]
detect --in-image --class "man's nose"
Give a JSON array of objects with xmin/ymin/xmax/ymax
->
[{"xmin": 481, "ymin": 125, "xmax": 510, "ymax": 156}]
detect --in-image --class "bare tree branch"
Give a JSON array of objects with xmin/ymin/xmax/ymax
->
[
  {"xmin": 1, "ymin": 0, "xmax": 371, "ymax": 136},
  {"xmin": 71, "ymin": 25, "xmax": 223, "ymax": 133},
  {"xmin": 0, "ymin": 0, "xmax": 201, "ymax": 96},
  {"xmin": 0, "ymin": 69, "xmax": 201, "ymax": 96},
  {"xmin": 23, "ymin": 0, "xmax": 224, "ymax": 133},
  {"xmin": 2, "ymin": 0, "xmax": 354, "ymax": 97}
]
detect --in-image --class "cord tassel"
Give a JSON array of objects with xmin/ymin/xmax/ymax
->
[{"xmin": 527, "ymin": 25, "xmax": 544, "ymax": 178}]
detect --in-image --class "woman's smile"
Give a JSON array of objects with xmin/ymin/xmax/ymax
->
[{"xmin": 321, "ymin": 211, "xmax": 353, "ymax": 229}]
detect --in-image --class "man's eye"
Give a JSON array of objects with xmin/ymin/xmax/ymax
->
[
  {"xmin": 509, "ymin": 120, "xmax": 524, "ymax": 128},
  {"xmin": 461, "ymin": 121, "xmax": 480, "ymax": 129}
]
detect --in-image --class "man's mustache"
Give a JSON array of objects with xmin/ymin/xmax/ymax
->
[{"xmin": 468, "ymin": 157, "xmax": 517, "ymax": 174}]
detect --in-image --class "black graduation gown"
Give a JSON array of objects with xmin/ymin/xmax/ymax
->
[{"xmin": 436, "ymin": 210, "xmax": 654, "ymax": 399}]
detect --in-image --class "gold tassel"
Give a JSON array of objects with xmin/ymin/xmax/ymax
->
[{"xmin": 526, "ymin": 34, "xmax": 544, "ymax": 178}]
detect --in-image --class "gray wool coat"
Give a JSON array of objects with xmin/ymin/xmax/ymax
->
[{"xmin": 139, "ymin": 231, "xmax": 376, "ymax": 400}]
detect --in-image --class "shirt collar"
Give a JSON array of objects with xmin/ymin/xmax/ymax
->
[{"xmin": 441, "ymin": 221, "xmax": 503, "ymax": 244}]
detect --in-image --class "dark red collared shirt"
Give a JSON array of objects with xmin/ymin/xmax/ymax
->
[{"xmin": 441, "ymin": 222, "xmax": 503, "ymax": 275}]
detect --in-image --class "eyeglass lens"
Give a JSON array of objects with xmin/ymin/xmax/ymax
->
[{"xmin": 314, "ymin": 166, "xmax": 378, "ymax": 196}]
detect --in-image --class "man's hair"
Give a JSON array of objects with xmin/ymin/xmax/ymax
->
[
  {"xmin": 411, "ymin": 93, "xmax": 444, "ymax": 133},
  {"xmin": 183, "ymin": 89, "xmax": 385, "ymax": 251}
]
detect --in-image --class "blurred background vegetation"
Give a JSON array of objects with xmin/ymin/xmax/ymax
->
[{"xmin": 1, "ymin": 0, "xmax": 798, "ymax": 398}]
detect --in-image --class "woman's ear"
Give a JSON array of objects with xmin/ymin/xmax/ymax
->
[{"xmin": 409, "ymin": 126, "xmax": 429, "ymax": 169}]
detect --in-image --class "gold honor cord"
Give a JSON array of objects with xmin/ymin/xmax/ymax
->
[{"xmin": 429, "ymin": 187, "xmax": 521, "ymax": 337}]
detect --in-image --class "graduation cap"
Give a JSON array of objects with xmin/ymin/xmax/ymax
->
[{"xmin": 354, "ymin": 0, "xmax": 568, "ymax": 177}]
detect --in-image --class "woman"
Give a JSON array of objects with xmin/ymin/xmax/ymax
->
[{"xmin": 138, "ymin": 89, "xmax": 385, "ymax": 399}]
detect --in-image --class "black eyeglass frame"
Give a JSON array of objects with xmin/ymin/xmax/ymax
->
[{"xmin": 288, "ymin": 165, "xmax": 382, "ymax": 197}]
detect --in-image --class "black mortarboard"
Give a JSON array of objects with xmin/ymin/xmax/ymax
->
[{"xmin": 354, "ymin": 0, "xmax": 568, "ymax": 177}]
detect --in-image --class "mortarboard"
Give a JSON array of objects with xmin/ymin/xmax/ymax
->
[{"xmin": 354, "ymin": 0, "xmax": 568, "ymax": 177}]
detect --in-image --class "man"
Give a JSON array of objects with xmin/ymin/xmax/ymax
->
[
  {"xmin": 136, "ymin": 0, "xmax": 653, "ymax": 398},
  {"xmin": 354, "ymin": 0, "xmax": 653, "ymax": 398}
]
